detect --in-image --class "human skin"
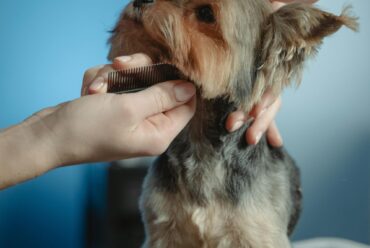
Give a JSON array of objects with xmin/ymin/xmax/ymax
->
[
  {"xmin": 0, "ymin": 80, "xmax": 196, "ymax": 190},
  {"xmin": 85, "ymin": 54, "xmax": 282, "ymax": 146},
  {"xmin": 0, "ymin": 0, "xmax": 318, "ymax": 191},
  {"xmin": 85, "ymin": 1, "xmax": 318, "ymax": 147},
  {"xmin": 226, "ymin": 0, "xmax": 318, "ymax": 145}
]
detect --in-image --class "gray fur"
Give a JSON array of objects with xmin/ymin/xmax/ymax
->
[
  {"xmin": 107, "ymin": 0, "xmax": 357, "ymax": 246},
  {"xmin": 140, "ymin": 97, "xmax": 301, "ymax": 246}
]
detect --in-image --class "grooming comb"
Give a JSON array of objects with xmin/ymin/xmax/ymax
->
[{"xmin": 107, "ymin": 63, "xmax": 186, "ymax": 94}]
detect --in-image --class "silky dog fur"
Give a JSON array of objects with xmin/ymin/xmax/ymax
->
[{"xmin": 108, "ymin": 1, "xmax": 358, "ymax": 247}]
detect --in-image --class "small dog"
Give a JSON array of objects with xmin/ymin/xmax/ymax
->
[{"xmin": 108, "ymin": 1, "xmax": 358, "ymax": 247}]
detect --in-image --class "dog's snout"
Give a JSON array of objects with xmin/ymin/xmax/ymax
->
[{"xmin": 133, "ymin": 0, "xmax": 154, "ymax": 8}]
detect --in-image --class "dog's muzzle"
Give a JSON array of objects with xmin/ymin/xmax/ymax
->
[{"xmin": 133, "ymin": 0, "xmax": 154, "ymax": 8}]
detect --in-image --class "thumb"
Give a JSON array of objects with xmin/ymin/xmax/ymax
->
[
  {"xmin": 271, "ymin": 0, "xmax": 318, "ymax": 3},
  {"xmin": 127, "ymin": 81, "xmax": 196, "ymax": 118}
]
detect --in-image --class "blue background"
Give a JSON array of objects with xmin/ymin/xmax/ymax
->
[{"xmin": 0, "ymin": 0, "xmax": 369, "ymax": 247}]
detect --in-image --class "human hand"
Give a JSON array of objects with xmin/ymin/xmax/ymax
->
[
  {"xmin": 0, "ymin": 56, "xmax": 195, "ymax": 190},
  {"xmin": 81, "ymin": 53, "xmax": 158, "ymax": 96},
  {"xmin": 42, "ymin": 68, "xmax": 195, "ymax": 166},
  {"xmin": 83, "ymin": 54, "xmax": 283, "ymax": 147},
  {"xmin": 226, "ymin": 91, "xmax": 283, "ymax": 147},
  {"xmin": 225, "ymin": 0, "xmax": 318, "ymax": 147},
  {"xmin": 270, "ymin": 0, "xmax": 318, "ymax": 11}
]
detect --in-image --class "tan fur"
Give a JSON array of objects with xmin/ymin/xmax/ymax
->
[
  {"xmin": 140, "ymin": 159, "xmax": 292, "ymax": 248},
  {"xmin": 108, "ymin": 1, "xmax": 358, "ymax": 247},
  {"xmin": 251, "ymin": 4, "xmax": 359, "ymax": 108},
  {"xmin": 109, "ymin": 1, "xmax": 357, "ymax": 112}
]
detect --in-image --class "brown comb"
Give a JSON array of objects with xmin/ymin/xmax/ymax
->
[{"xmin": 107, "ymin": 63, "xmax": 186, "ymax": 94}]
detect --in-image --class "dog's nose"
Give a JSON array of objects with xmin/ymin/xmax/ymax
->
[{"xmin": 133, "ymin": 0, "xmax": 154, "ymax": 8}]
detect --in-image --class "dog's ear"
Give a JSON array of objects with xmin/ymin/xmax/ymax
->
[{"xmin": 251, "ymin": 4, "xmax": 358, "ymax": 104}]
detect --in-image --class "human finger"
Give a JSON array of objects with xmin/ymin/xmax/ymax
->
[
  {"xmin": 126, "ymin": 81, "xmax": 196, "ymax": 119},
  {"xmin": 81, "ymin": 65, "xmax": 105, "ymax": 96},
  {"xmin": 226, "ymin": 90, "xmax": 279, "ymax": 133},
  {"xmin": 246, "ymin": 97, "xmax": 282, "ymax": 145},
  {"xmin": 86, "ymin": 53, "xmax": 154, "ymax": 95},
  {"xmin": 225, "ymin": 111, "xmax": 248, "ymax": 133},
  {"xmin": 266, "ymin": 121, "xmax": 283, "ymax": 147},
  {"xmin": 143, "ymin": 97, "xmax": 196, "ymax": 155},
  {"xmin": 113, "ymin": 53, "xmax": 153, "ymax": 70},
  {"xmin": 249, "ymin": 89, "xmax": 279, "ymax": 119},
  {"xmin": 85, "ymin": 65, "xmax": 113, "ymax": 95}
]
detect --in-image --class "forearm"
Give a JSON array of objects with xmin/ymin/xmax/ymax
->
[{"xmin": 0, "ymin": 118, "xmax": 58, "ymax": 190}]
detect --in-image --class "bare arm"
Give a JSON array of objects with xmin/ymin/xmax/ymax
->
[
  {"xmin": 0, "ymin": 81, "xmax": 195, "ymax": 190},
  {"xmin": 0, "ymin": 111, "xmax": 58, "ymax": 189}
]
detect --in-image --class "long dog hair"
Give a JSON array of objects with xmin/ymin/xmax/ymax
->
[{"xmin": 108, "ymin": 1, "xmax": 357, "ymax": 247}]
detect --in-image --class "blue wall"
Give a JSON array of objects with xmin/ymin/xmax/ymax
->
[
  {"xmin": 0, "ymin": 0, "xmax": 369, "ymax": 247},
  {"xmin": 279, "ymin": 1, "xmax": 370, "ymax": 244},
  {"xmin": 0, "ymin": 0, "xmax": 127, "ymax": 247}
]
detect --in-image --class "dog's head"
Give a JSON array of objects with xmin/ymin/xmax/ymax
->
[{"xmin": 109, "ymin": 0, "xmax": 357, "ymax": 110}]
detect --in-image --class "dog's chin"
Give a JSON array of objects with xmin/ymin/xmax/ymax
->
[{"xmin": 120, "ymin": 7, "xmax": 217, "ymax": 100}]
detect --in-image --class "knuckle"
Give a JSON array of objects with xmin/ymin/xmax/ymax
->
[
  {"xmin": 83, "ymin": 68, "xmax": 95, "ymax": 80},
  {"xmin": 152, "ymin": 87, "xmax": 170, "ymax": 112},
  {"xmin": 83, "ymin": 66, "xmax": 102, "ymax": 82}
]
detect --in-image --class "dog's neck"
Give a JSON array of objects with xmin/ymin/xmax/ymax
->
[
  {"xmin": 170, "ymin": 95, "xmax": 251, "ymax": 156},
  {"xmin": 189, "ymin": 95, "xmax": 235, "ymax": 147},
  {"xmin": 165, "ymin": 95, "xmax": 267, "ymax": 205}
]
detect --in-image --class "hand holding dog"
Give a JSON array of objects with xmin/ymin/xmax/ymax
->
[
  {"xmin": 0, "ymin": 0, "xmax": 319, "ymax": 190},
  {"xmin": 84, "ymin": 54, "xmax": 283, "ymax": 147},
  {"xmin": 226, "ymin": 0, "xmax": 319, "ymax": 146},
  {"xmin": 49, "ymin": 81, "xmax": 196, "ymax": 165},
  {"xmin": 0, "ymin": 65, "xmax": 195, "ymax": 189},
  {"xmin": 83, "ymin": 0, "xmax": 320, "ymax": 148}
]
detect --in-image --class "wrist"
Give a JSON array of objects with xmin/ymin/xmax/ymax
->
[
  {"xmin": 0, "ymin": 116, "xmax": 58, "ymax": 189},
  {"xmin": 40, "ymin": 102, "xmax": 95, "ymax": 166},
  {"xmin": 25, "ymin": 113, "xmax": 63, "ymax": 170}
]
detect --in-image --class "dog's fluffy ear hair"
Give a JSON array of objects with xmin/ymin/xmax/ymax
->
[{"xmin": 251, "ymin": 4, "xmax": 358, "ymax": 105}]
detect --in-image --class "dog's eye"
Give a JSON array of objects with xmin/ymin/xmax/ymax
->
[{"xmin": 196, "ymin": 5, "xmax": 215, "ymax": 23}]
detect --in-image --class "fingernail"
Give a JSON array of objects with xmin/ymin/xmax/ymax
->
[
  {"xmin": 246, "ymin": 116, "xmax": 255, "ymax": 124},
  {"xmin": 89, "ymin": 78, "xmax": 105, "ymax": 91},
  {"xmin": 255, "ymin": 132, "xmax": 263, "ymax": 144},
  {"xmin": 117, "ymin": 56, "xmax": 132, "ymax": 63},
  {"xmin": 174, "ymin": 82, "xmax": 196, "ymax": 102},
  {"xmin": 230, "ymin": 121, "xmax": 244, "ymax": 132}
]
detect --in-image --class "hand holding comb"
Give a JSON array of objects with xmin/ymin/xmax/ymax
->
[{"xmin": 107, "ymin": 63, "xmax": 187, "ymax": 94}]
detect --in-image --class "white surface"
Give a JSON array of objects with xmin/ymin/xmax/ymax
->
[{"xmin": 294, "ymin": 238, "xmax": 370, "ymax": 248}]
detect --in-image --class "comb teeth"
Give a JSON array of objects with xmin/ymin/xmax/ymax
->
[{"xmin": 107, "ymin": 63, "xmax": 186, "ymax": 94}]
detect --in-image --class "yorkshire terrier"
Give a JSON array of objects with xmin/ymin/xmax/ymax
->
[{"xmin": 108, "ymin": 0, "xmax": 358, "ymax": 247}]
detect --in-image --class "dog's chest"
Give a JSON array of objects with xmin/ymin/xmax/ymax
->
[
  {"xmin": 142, "ymin": 100, "xmax": 295, "ymax": 247},
  {"xmin": 149, "ymin": 164, "xmax": 292, "ymax": 248},
  {"xmin": 179, "ymin": 156, "xmax": 227, "ymax": 199}
]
